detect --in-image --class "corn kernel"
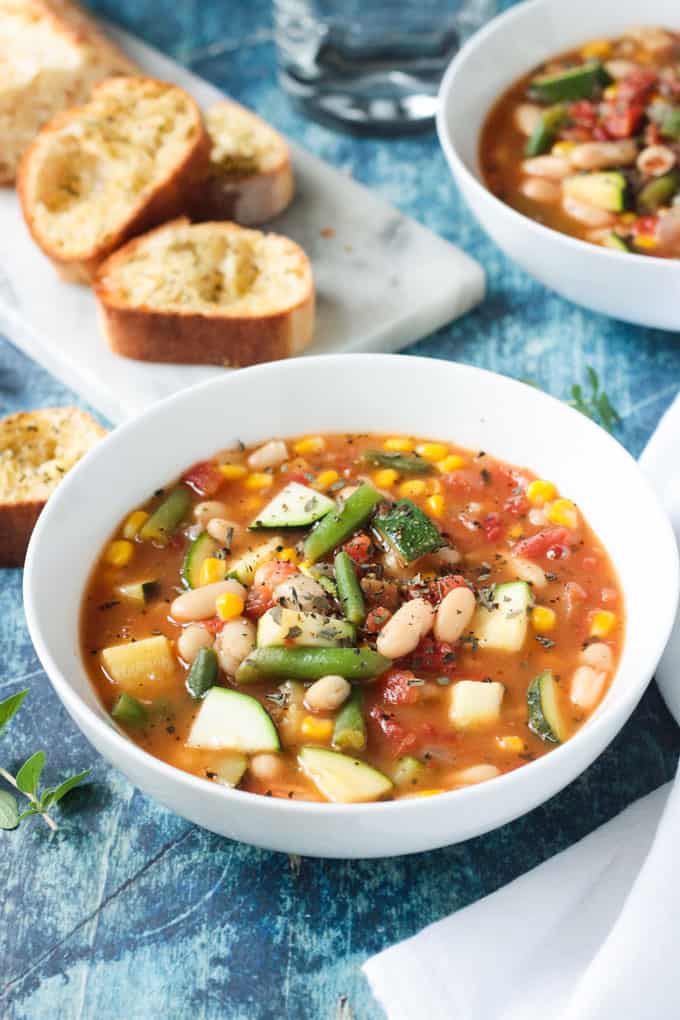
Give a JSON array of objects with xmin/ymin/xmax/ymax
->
[
  {"xmin": 373, "ymin": 468, "xmax": 399, "ymax": 488},
  {"xmin": 398, "ymin": 479, "xmax": 427, "ymax": 498},
  {"xmin": 509, "ymin": 524, "xmax": 524, "ymax": 540},
  {"xmin": 620, "ymin": 213, "xmax": 636, "ymax": 224},
  {"xmin": 581, "ymin": 38, "xmax": 612, "ymax": 59},
  {"xmin": 298, "ymin": 560, "xmax": 312, "ymax": 573},
  {"xmin": 527, "ymin": 479, "xmax": 557, "ymax": 507},
  {"xmin": 552, "ymin": 140, "xmax": 577, "ymax": 156},
  {"xmin": 420, "ymin": 570, "xmax": 437, "ymax": 581},
  {"xmin": 199, "ymin": 557, "xmax": 227, "ymax": 587},
  {"xmin": 216, "ymin": 591, "xmax": 245, "ymax": 621},
  {"xmin": 384, "ymin": 437, "xmax": 414, "ymax": 452},
  {"xmin": 546, "ymin": 498, "xmax": 579, "ymax": 528},
  {"xmin": 635, "ymin": 234, "xmax": 658, "ymax": 250},
  {"xmin": 294, "ymin": 436, "xmax": 325, "ymax": 456},
  {"xmin": 219, "ymin": 463, "xmax": 247, "ymax": 481},
  {"xmin": 436, "ymin": 454, "xmax": 466, "ymax": 472},
  {"xmin": 603, "ymin": 84, "xmax": 619, "ymax": 100},
  {"xmin": 279, "ymin": 547, "xmax": 299, "ymax": 563},
  {"xmin": 104, "ymin": 540, "xmax": 134, "ymax": 567},
  {"xmin": 416, "ymin": 442, "xmax": 448, "ymax": 462},
  {"xmin": 398, "ymin": 789, "xmax": 445, "ymax": 799},
  {"xmin": 532, "ymin": 606, "xmax": 556, "ymax": 633},
  {"xmin": 245, "ymin": 472, "xmax": 274, "ymax": 490},
  {"xmin": 426, "ymin": 493, "xmax": 445, "ymax": 517},
  {"xmin": 590, "ymin": 610, "xmax": 616, "ymax": 638},
  {"xmin": 122, "ymin": 510, "xmax": 149, "ymax": 540},
  {"xmin": 314, "ymin": 469, "xmax": 339, "ymax": 491},
  {"xmin": 300, "ymin": 716, "xmax": 334, "ymax": 742},
  {"xmin": 427, "ymin": 478, "xmax": 442, "ymax": 495},
  {"xmin": 497, "ymin": 735, "xmax": 525, "ymax": 753}
]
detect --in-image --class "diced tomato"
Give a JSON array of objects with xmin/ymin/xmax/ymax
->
[
  {"xmin": 343, "ymin": 532, "xmax": 373, "ymax": 564},
  {"xmin": 564, "ymin": 581, "xmax": 587, "ymax": 614},
  {"xmin": 618, "ymin": 69, "xmax": 657, "ymax": 104},
  {"xmin": 645, "ymin": 120, "xmax": 662, "ymax": 146},
  {"xmin": 369, "ymin": 706, "xmax": 418, "ymax": 756},
  {"xmin": 244, "ymin": 586, "xmax": 275, "ymax": 620},
  {"xmin": 430, "ymin": 574, "xmax": 468, "ymax": 603},
  {"xmin": 182, "ymin": 460, "xmax": 223, "ymax": 497},
  {"xmin": 379, "ymin": 669, "xmax": 421, "ymax": 705},
  {"xmin": 602, "ymin": 103, "xmax": 644, "ymax": 139},
  {"xmin": 203, "ymin": 616, "xmax": 226, "ymax": 634},
  {"xmin": 633, "ymin": 215, "xmax": 659, "ymax": 237},
  {"xmin": 592, "ymin": 123, "xmax": 613, "ymax": 141},
  {"xmin": 285, "ymin": 470, "xmax": 310, "ymax": 484},
  {"xmin": 569, "ymin": 99, "xmax": 598, "ymax": 129},
  {"xmin": 365, "ymin": 607, "xmax": 392, "ymax": 633},
  {"xmin": 601, "ymin": 587, "xmax": 619, "ymax": 605},
  {"xmin": 514, "ymin": 527, "xmax": 571, "ymax": 561},
  {"xmin": 406, "ymin": 635, "xmax": 457, "ymax": 674},
  {"xmin": 252, "ymin": 559, "xmax": 298, "ymax": 589},
  {"xmin": 504, "ymin": 491, "xmax": 529, "ymax": 516},
  {"xmin": 482, "ymin": 512, "xmax": 504, "ymax": 542}
]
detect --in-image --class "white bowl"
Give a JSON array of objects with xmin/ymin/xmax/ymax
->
[
  {"xmin": 437, "ymin": 0, "xmax": 680, "ymax": 330},
  {"xmin": 24, "ymin": 355, "xmax": 678, "ymax": 857}
]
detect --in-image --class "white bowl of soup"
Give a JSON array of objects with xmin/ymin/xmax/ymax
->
[
  {"xmin": 437, "ymin": 0, "xmax": 680, "ymax": 330},
  {"xmin": 23, "ymin": 355, "xmax": 678, "ymax": 857}
]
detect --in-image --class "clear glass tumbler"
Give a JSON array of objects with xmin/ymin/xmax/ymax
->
[{"xmin": 273, "ymin": 0, "xmax": 496, "ymax": 134}]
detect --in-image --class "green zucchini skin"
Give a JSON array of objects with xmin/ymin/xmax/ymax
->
[
  {"xmin": 181, "ymin": 532, "xmax": 220, "ymax": 589},
  {"xmin": 361, "ymin": 450, "xmax": 433, "ymax": 474},
  {"xmin": 140, "ymin": 486, "xmax": 191, "ymax": 545},
  {"xmin": 373, "ymin": 499, "xmax": 444, "ymax": 563},
  {"xmin": 186, "ymin": 647, "xmax": 218, "ymax": 700},
  {"xmin": 115, "ymin": 580, "xmax": 159, "ymax": 604},
  {"xmin": 332, "ymin": 690, "xmax": 367, "ymax": 751},
  {"xmin": 304, "ymin": 483, "xmax": 383, "ymax": 563},
  {"xmin": 525, "ymin": 105, "xmax": 567, "ymax": 157},
  {"xmin": 527, "ymin": 669, "xmax": 565, "ymax": 743},
  {"xmin": 660, "ymin": 108, "xmax": 680, "ymax": 141},
  {"xmin": 529, "ymin": 61, "xmax": 611, "ymax": 103},
  {"xmin": 249, "ymin": 482, "xmax": 334, "ymax": 530},
  {"xmin": 637, "ymin": 171, "xmax": 680, "ymax": 214},
  {"xmin": 111, "ymin": 693, "xmax": 147, "ymax": 726},
  {"xmin": 563, "ymin": 172, "xmax": 629, "ymax": 213},
  {"xmin": 236, "ymin": 646, "xmax": 391, "ymax": 684}
]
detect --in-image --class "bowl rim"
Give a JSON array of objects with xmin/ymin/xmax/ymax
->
[
  {"xmin": 436, "ymin": 0, "xmax": 676, "ymax": 269},
  {"xmin": 23, "ymin": 353, "xmax": 680, "ymax": 822}
]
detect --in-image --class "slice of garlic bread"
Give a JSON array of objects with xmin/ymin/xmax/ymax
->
[
  {"xmin": 94, "ymin": 218, "xmax": 314, "ymax": 367},
  {"xmin": 188, "ymin": 99, "xmax": 294, "ymax": 225},
  {"xmin": 0, "ymin": 406, "xmax": 105, "ymax": 565},
  {"xmin": 18, "ymin": 75, "xmax": 211, "ymax": 282},
  {"xmin": 0, "ymin": 0, "xmax": 137, "ymax": 186}
]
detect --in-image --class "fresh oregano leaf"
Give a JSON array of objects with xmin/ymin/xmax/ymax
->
[
  {"xmin": 0, "ymin": 689, "xmax": 29, "ymax": 734},
  {"xmin": 0, "ymin": 790, "xmax": 19, "ymax": 830},
  {"xmin": 41, "ymin": 769, "xmax": 90, "ymax": 808},
  {"xmin": 18, "ymin": 805, "xmax": 40, "ymax": 821},
  {"xmin": 16, "ymin": 750, "xmax": 46, "ymax": 796}
]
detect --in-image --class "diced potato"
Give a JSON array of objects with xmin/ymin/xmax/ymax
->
[
  {"xmin": 101, "ymin": 635, "xmax": 176, "ymax": 694},
  {"xmin": 450, "ymin": 680, "xmax": 505, "ymax": 730}
]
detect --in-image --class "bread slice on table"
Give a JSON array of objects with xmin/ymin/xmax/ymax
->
[
  {"xmin": 18, "ymin": 75, "xmax": 211, "ymax": 283},
  {"xmin": 188, "ymin": 99, "xmax": 294, "ymax": 225},
  {"xmin": 0, "ymin": 0, "xmax": 137, "ymax": 186},
  {"xmin": 94, "ymin": 217, "xmax": 315, "ymax": 367},
  {"xmin": 0, "ymin": 407, "xmax": 105, "ymax": 566}
]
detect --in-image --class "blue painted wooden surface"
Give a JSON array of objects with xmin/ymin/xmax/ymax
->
[{"xmin": 2, "ymin": 2, "xmax": 680, "ymax": 1017}]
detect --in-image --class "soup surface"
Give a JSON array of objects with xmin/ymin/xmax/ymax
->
[
  {"xmin": 480, "ymin": 27, "xmax": 680, "ymax": 257},
  {"xmin": 81, "ymin": 433, "xmax": 623, "ymax": 804}
]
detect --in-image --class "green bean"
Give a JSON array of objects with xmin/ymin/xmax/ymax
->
[
  {"xmin": 361, "ymin": 450, "xmax": 433, "ymax": 474},
  {"xmin": 111, "ymin": 693, "xmax": 147, "ymax": 726},
  {"xmin": 332, "ymin": 689, "xmax": 367, "ymax": 751},
  {"xmin": 304, "ymin": 482, "xmax": 382, "ymax": 563},
  {"xmin": 236, "ymin": 646, "xmax": 391, "ymax": 684},
  {"xmin": 637, "ymin": 171, "xmax": 680, "ymax": 213},
  {"xmin": 186, "ymin": 647, "xmax": 218, "ymax": 700},
  {"xmin": 334, "ymin": 551, "xmax": 366, "ymax": 625},
  {"xmin": 140, "ymin": 486, "xmax": 191, "ymax": 545},
  {"xmin": 525, "ymin": 104, "xmax": 568, "ymax": 157}
]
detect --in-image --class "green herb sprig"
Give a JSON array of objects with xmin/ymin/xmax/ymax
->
[
  {"xmin": 0, "ymin": 690, "xmax": 90, "ymax": 832},
  {"xmin": 569, "ymin": 367, "xmax": 621, "ymax": 433}
]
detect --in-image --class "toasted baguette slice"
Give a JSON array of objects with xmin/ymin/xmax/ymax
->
[
  {"xmin": 18, "ymin": 76, "xmax": 211, "ymax": 282},
  {"xmin": 0, "ymin": 0, "xmax": 137, "ymax": 186},
  {"xmin": 94, "ymin": 218, "xmax": 315, "ymax": 367},
  {"xmin": 0, "ymin": 407, "xmax": 105, "ymax": 565},
  {"xmin": 188, "ymin": 99, "xmax": 294, "ymax": 225}
]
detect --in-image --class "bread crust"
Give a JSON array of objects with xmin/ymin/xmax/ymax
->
[
  {"xmin": 94, "ymin": 219, "xmax": 315, "ymax": 367},
  {"xmin": 17, "ymin": 76, "xmax": 211, "ymax": 283}
]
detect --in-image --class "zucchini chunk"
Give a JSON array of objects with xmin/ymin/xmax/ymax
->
[
  {"xmin": 637, "ymin": 171, "xmax": 680, "ymax": 214},
  {"xmin": 527, "ymin": 669, "xmax": 566, "ymax": 743},
  {"xmin": 115, "ymin": 579, "xmax": 159, "ymax": 605},
  {"xmin": 373, "ymin": 499, "xmax": 444, "ymax": 563},
  {"xmin": 211, "ymin": 752, "xmax": 248, "ymax": 789},
  {"xmin": 227, "ymin": 535, "xmax": 286, "ymax": 585},
  {"xmin": 471, "ymin": 581, "xmax": 533, "ymax": 652},
  {"xmin": 111, "ymin": 693, "xmax": 147, "ymax": 726},
  {"xmin": 139, "ymin": 486, "xmax": 191, "ymax": 545},
  {"xmin": 449, "ymin": 680, "xmax": 505, "ymax": 730},
  {"xmin": 250, "ymin": 482, "xmax": 334, "ymax": 529},
  {"xmin": 525, "ymin": 104, "xmax": 567, "ymax": 157},
  {"xmin": 563, "ymin": 172, "xmax": 628, "ymax": 212},
  {"xmin": 392, "ymin": 755, "xmax": 426, "ymax": 788},
  {"xmin": 602, "ymin": 232, "xmax": 632, "ymax": 252},
  {"xmin": 361, "ymin": 450, "xmax": 433, "ymax": 475},
  {"xmin": 298, "ymin": 747, "xmax": 393, "ymax": 803},
  {"xmin": 181, "ymin": 531, "xmax": 220, "ymax": 589},
  {"xmin": 187, "ymin": 687, "xmax": 280, "ymax": 752},
  {"xmin": 529, "ymin": 61, "xmax": 611, "ymax": 103},
  {"xmin": 257, "ymin": 606, "xmax": 356, "ymax": 648},
  {"xmin": 101, "ymin": 635, "xmax": 176, "ymax": 693}
]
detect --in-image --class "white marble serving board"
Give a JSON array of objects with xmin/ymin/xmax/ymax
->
[{"xmin": 0, "ymin": 24, "xmax": 485, "ymax": 424}]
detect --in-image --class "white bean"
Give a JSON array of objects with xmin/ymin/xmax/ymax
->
[
  {"xmin": 171, "ymin": 579, "xmax": 246, "ymax": 622},
  {"xmin": 304, "ymin": 675, "xmax": 351, "ymax": 713},
  {"xmin": 510, "ymin": 556, "xmax": 547, "ymax": 589},
  {"xmin": 194, "ymin": 501, "xmax": 229, "ymax": 527},
  {"xmin": 563, "ymin": 194, "xmax": 616, "ymax": 227},
  {"xmin": 249, "ymin": 753, "xmax": 283, "ymax": 782},
  {"xmin": 605, "ymin": 59, "xmax": 637, "ymax": 80},
  {"xmin": 514, "ymin": 102, "xmax": 542, "ymax": 136},
  {"xmin": 247, "ymin": 440, "xmax": 289, "ymax": 471},
  {"xmin": 520, "ymin": 177, "xmax": 562, "ymax": 203},
  {"xmin": 434, "ymin": 587, "xmax": 476, "ymax": 643},
  {"xmin": 625, "ymin": 26, "xmax": 674, "ymax": 56},
  {"xmin": 528, "ymin": 507, "xmax": 547, "ymax": 526},
  {"xmin": 570, "ymin": 665, "xmax": 607, "ymax": 710},
  {"xmin": 215, "ymin": 617, "xmax": 256, "ymax": 675},
  {"xmin": 377, "ymin": 598, "xmax": 434, "ymax": 659},
  {"xmin": 177, "ymin": 624, "xmax": 213, "ymax": 663},
  {"xmin": 522, "ymin": 155, "xmax": 572, "ymax": 179},
  {"xmin": 580, "ymin": 642, "xmax": 613, "ymax": 672},
  {"xmin": 273, "ymin": 574, "xmax": 329, "ymax": 612},
  {"xmin": 569, "ymin": 140, "xmax": 637, "ymax": 170},
  {"xmin": 450, "ymin": 764, "xmax": 500, "ymax": 786},
  {"xmin": 206, "ymin": 517, "xmax": 241, "ymax": 546},
  {"xmin": 637, "ymin": 144, "xmax": 676, "ymax": 177}
]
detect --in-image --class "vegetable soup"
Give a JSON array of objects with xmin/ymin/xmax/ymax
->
[
  {"xmin": 81, "ymin": 433, "xmax": 623, "ymax": 804},
  {"xmin": 480, "ymin": 26, "xmax": 680, "ymax": 257}
]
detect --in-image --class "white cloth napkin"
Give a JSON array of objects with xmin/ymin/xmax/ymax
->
[{"xmin": 364, "ymin": 391, "xmax": 680, "ymax": 1020}]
